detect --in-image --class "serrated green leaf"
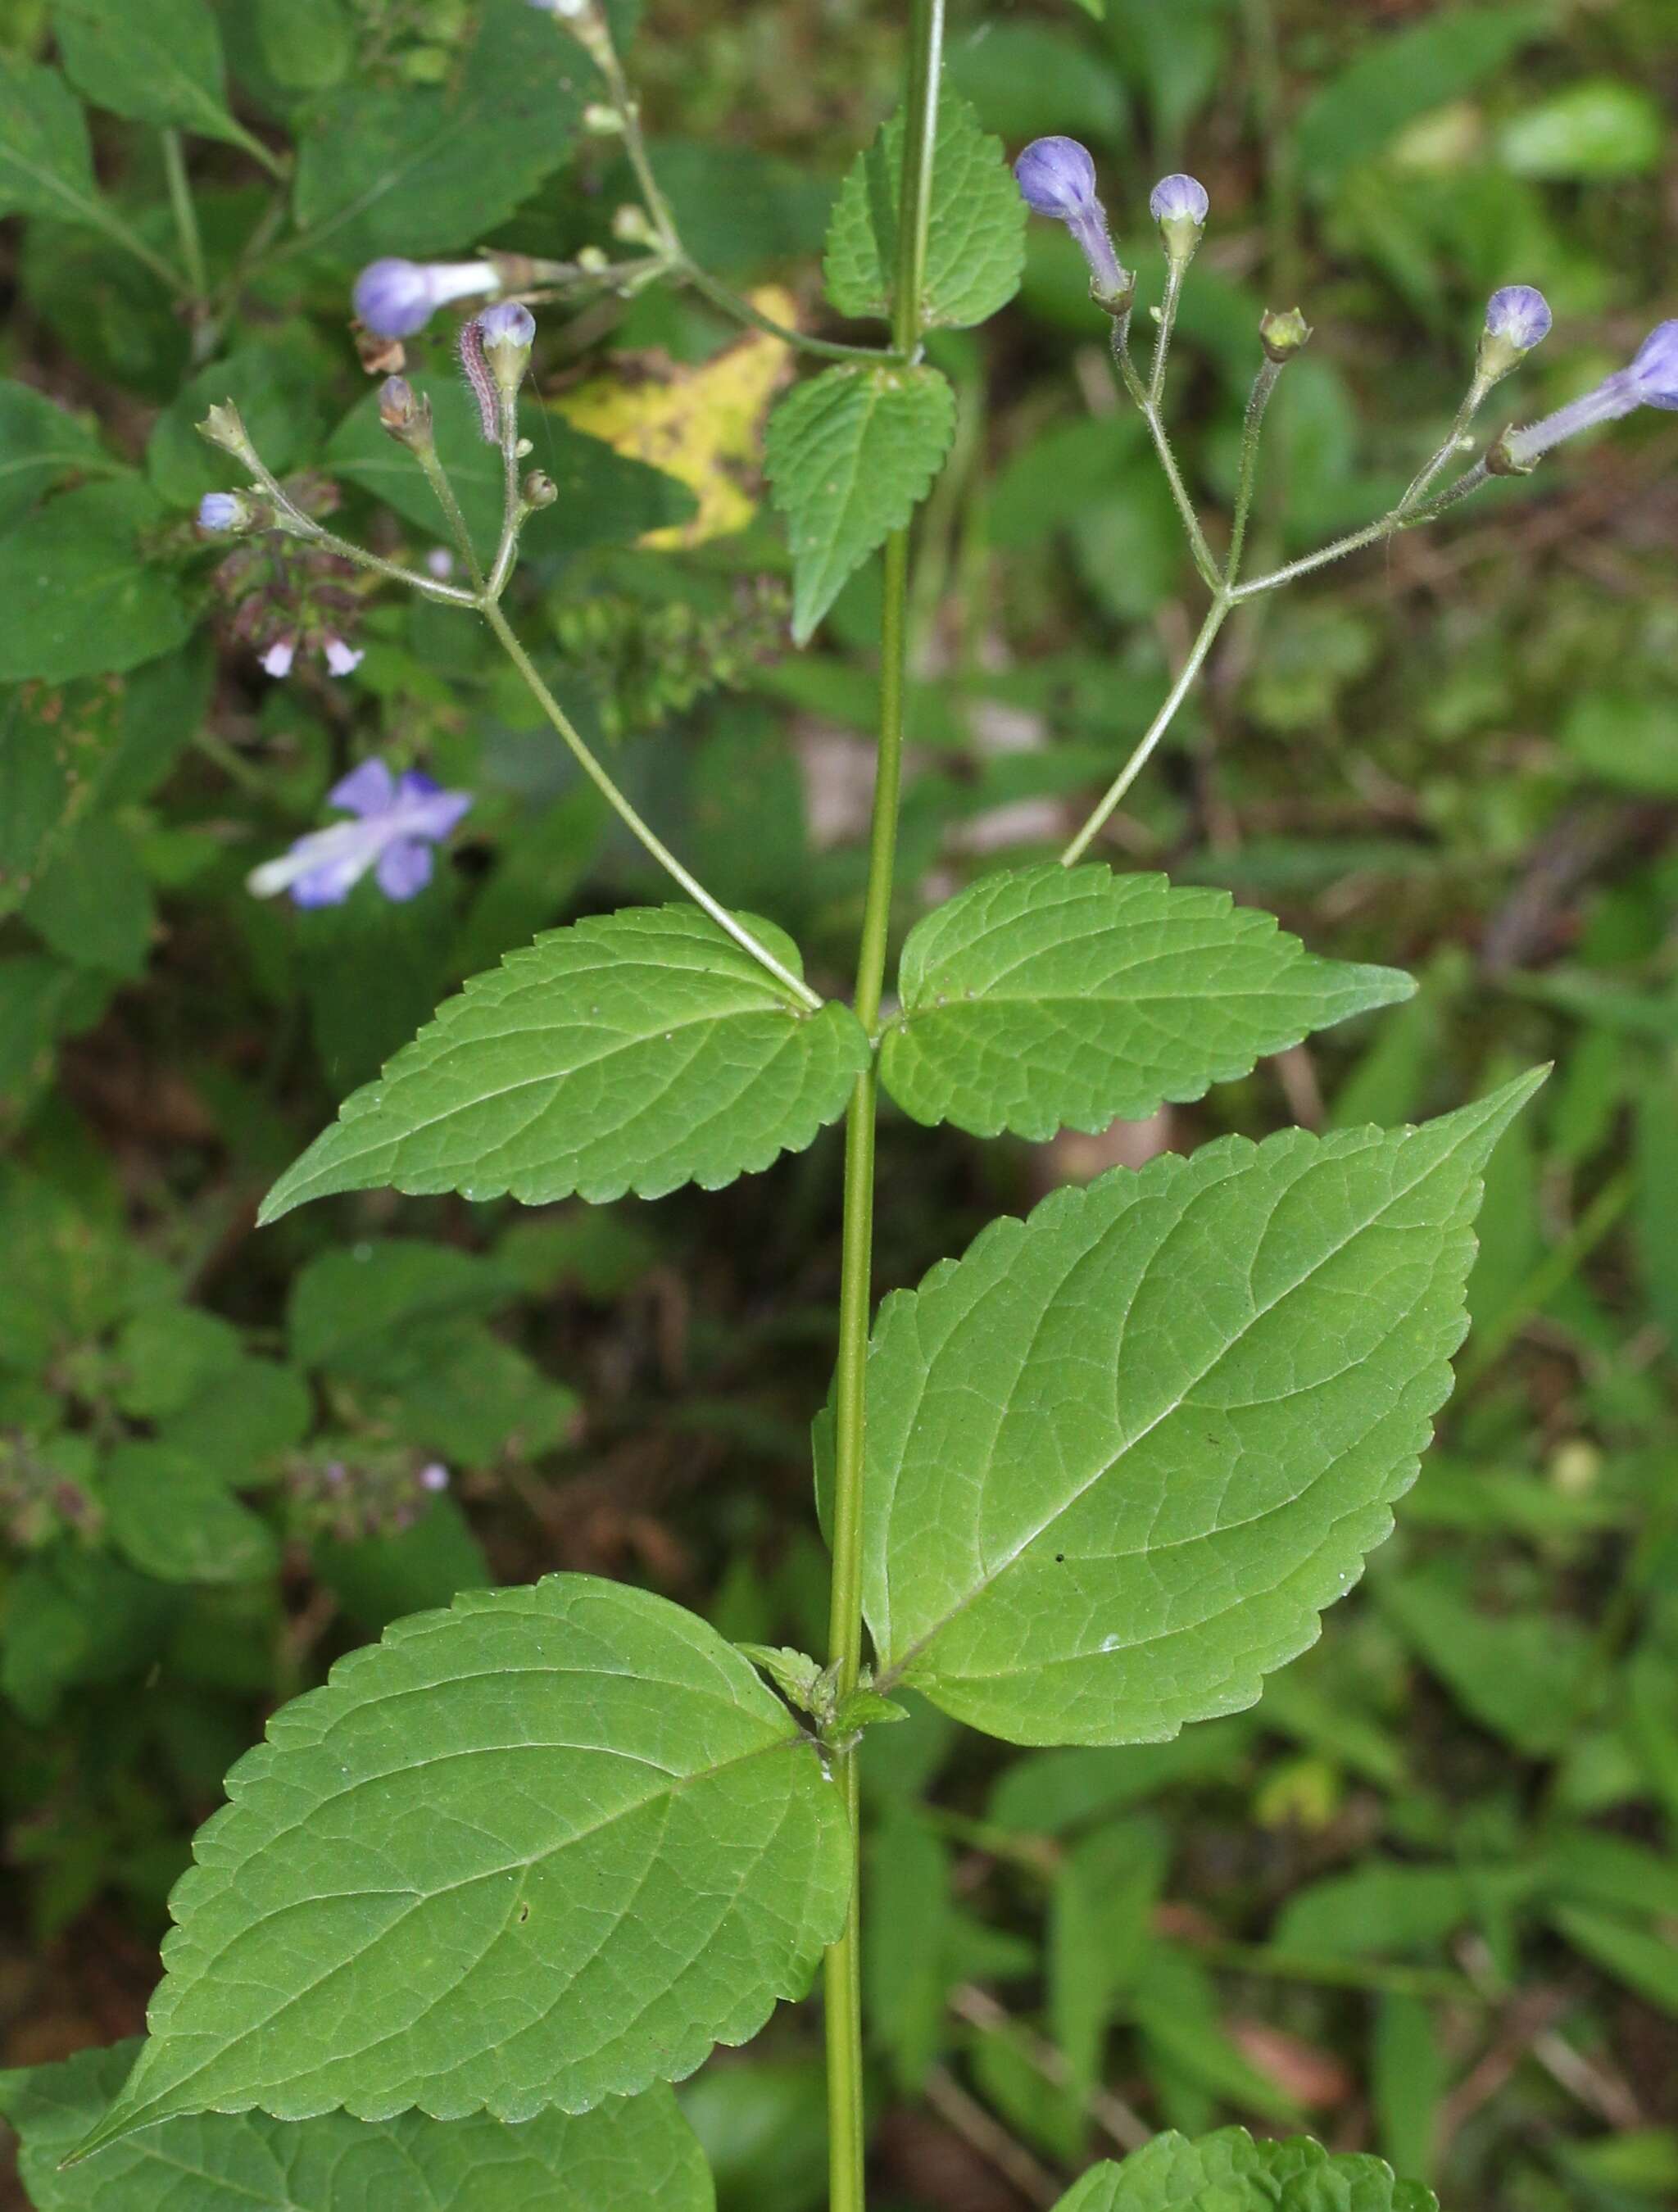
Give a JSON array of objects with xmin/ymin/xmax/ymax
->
[
  {"xmin": 2, "ymin": 2037, "xmax": 714, "ymax": 2211},
  {"xmin": 261, "ymin": 906, "xmax": 868, "ymax": 1221},
  {"xmin": 290, "ymin": 0, "xmax": 587, "ymax": 261},
  {"xmin": 101, "ymin": 1444, "xmax": 281, "ymax": 1585},
  {"xmin": 74, "ymin": 1576, "xmax": 851, "ymax": 2155},
  {"xmin": 52, "ymin": 0, "xmax": 256, "ymax": 155},
  {"xmin": 288, "ymin": 1240, "xmax": 519, "ymax": 1371},
  {"xmin": 880, "ymin": 866, "xmax": 1415, "ymax": 1140},
  {"xmin": 0, "ymin": 478, "xmax": 191, "ymax": 686},
  {"xmin": 823, "ymin": 92, "xmax": 1026, "ymax": 329},
  {"xmin": 764, "ymin": 365, "xmax": 955, "ymax": 643},
  {"xmin": 0, "ymin": 56, "xmax": 99, "ymax": 224},
  {"xmin": 0, "ymin": 380, "xmax": 118, "ymax": 528},
  {"xmin": 1054, "ymin": 2127, "xmax": 1436, "ymax": 2212},
  {"xmin": 863, "ymin": 1074, "xmax": 1545, "ymax": 1746}
]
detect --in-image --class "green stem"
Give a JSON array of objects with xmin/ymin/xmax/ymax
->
[
  {"xmin": 677, "ymin": 258, "xmax": 910, "ymax": 364},
  {"xmin": 823, "ymin": 9, "xmax": 943, "ymax": 2210},
  {"xmin": 1062, "ymin": 593, "xmax": 1231, "ymax": 863},
  {"xmin": 1229, "ymin": 460, "xmax": 1493, "ymax": 603},
  {"xmin": 1226, "ymin": 356, "xmax": 1283, "ymax": 586},
  {"xmin": 1149, "ymin": 258, "xmax": 1185, "ymax": 407},
  {"xmin": 161, "ymin": 129, "xmax": 207, "ymax": 299},
  {"xmin": 486, "ymin": 396, "xmax": 524, "ymax": 601},
  {"xmin": 1399, "ymin": 376, "xmax": 1490, "ymax": 516},
  {"xmin": 1113, "ymin": 325, "xmax": 1222, "ymax": 592},
  {"xmin": 481, "ymin": 600, "xmax": 823, "ymax": 1011},
  {"xmin": 414, "ymin": 443, "xmax": 487, "ymax": 596}
]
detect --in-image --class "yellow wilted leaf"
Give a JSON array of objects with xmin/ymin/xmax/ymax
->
[{"xmin": 551, "ymin": 287, "xmax": 797, "ymax": 549}]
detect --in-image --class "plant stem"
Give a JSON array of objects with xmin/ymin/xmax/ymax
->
[
  {"xmin": 1062, "ymin": 593, "xmax": 1231, "ymax": 863},
  {"xmin": 1229, "ymin": 461, "xmax": 1493, "ymax": 603},
  {"xmin": 823, "ymin": 7, "xmax": 943, "ymax": 2209},
  {"xmin": 1227, "ymin": 356, "xmax": 1283, "ymax": 586},
  {"xmin": 1149, "ymin": 259, "xmax": 1185, "ymax": 407},
  {"xmin": 161, "ymin": 129, "xmax": 207, "ymax": 300},
  {"xmin": 1113, "ymin": 325, "xmax": 1222, "ymax": 592},
  {"xmin": 676, "ymin": 257, "xmax": 911, "ymax": 364},
  {"xmin": 479, "ymin": 599, "xmax": 823, "ymax": 1008},
  {"xmin": 414, "ymin": 444, "xmax": 487, "ymax": 595},
  {"xmin": 486, "ymin": 397, "xmax": 524, "ymax": 601},
  {"xmin": 1399, "ymin": 376, "xmax": 1489, "ymax": 515}
]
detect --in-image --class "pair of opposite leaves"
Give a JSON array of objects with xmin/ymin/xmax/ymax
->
[{"xmin": 75, "ymin": 865, "xmax": 1540, "ymax": 2156}]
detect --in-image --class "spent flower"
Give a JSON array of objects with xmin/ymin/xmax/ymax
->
[
  {"xmin": 1014, "ymin": 136, "xmax": 1132, "ymax": 310},
  {"xmin": 353, "ymin": 257, "xmax": 498, "ymax": 338},
  {"xmin": 248, "ymin": 759, "xmax": 473, "ymax": 907}
]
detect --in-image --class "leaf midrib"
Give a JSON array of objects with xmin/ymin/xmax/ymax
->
[{"xmin": 873, "ymin": 1121, "xmax": 1476, "ymax": 1687}]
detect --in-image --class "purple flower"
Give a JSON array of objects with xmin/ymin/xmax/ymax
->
[
  {"xmin": 1014, "ymin": 136, "xmax": 1130, "ymax": 307},
  {"xmin": 1485, "ymin": 285, "xmax": 1552, "ymax": 352},
  {"xmin": 1627, "ymin": 319, "xmax": 1678, "ymax": 410},
  {"xmin": 352, "ymin": 257, "xmax": 497, "ymax": 338},
  {"xmin": 198, "ymin": 492, "xmax": 245, "ymax": 532},
  {"xmin": 247, "ymin": 759, "xmax": 473, "ymax": 908},
  {"xmin": 260, "ymin": 637, "xmax": 297, "ymax": 679},
  {"xmin": 1503, "ymin": 316, "xmax": 1678, "ymax": 467},
  {"xmin": 418, "ymin": 1462, "xmax": 451, "ymax": 1493},
  {"xmin": 323, "ymin": 637, "xmax": 364, "ymax": 678},
  {"xmin": 478, "ymin": 300, "xmax": 537, "ymax": 350}
]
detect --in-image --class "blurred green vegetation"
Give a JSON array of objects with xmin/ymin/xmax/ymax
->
[{"xmin": 2, "ymin": 2, "xmax": 1676, "ymax": 2208}]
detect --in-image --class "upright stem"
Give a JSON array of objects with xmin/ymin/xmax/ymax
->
[
  {"xmin": 823, "ymin": 7, "xmax": 943, "ymax": 2209},
  {"xmin": 1113, "ymin": 326, "xmax": 1222, "ymax": 592},
  {"xmin": 1227, "ymin": 356, "xmax": 1283, "ymax": 586},
  {"xmin": 161, "ymin": 130, "xmax": 207, "ymax": 299},
  {"xmin": 1399, "ymin": 375, "xmax": 1489, "ymax": 514}
]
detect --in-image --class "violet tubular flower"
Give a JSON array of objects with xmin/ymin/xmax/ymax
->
[
  {"xmin": 1501, "ymin": 317, "xmax": 1678, "ymax": 469},
  {"xmin": 352, "ymin": 257, "xmax": 499, "ymax": 338},
  {"xmin": 1014, "ymin": 136, "xmax": 1132, "ymax": 311},
  {"xmin": 1478, "ymin": 285, "xmax": 1552, "ymax": 384},
  {"xmin": 1149, "ymin": 173, "xmax": 1209, "ymax": 265},
  {"xmin": 248, "ymin": 760, "xmax": 473, "ymax": 908}
]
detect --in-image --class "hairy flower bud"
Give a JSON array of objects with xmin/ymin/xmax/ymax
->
[
  {"xmin": 477, "ymin": 301, "xmax": 537, "ymax": 397},
  {"xmin": 352, "ymin": 257, "xmax": 498, "ymax": 339},
  {"xmin": 1149, "ymin": 173, "xmax": 1209, "ymax": 265},
  {"xmin": 1477, "ymin": 284, "xmax": 1552, "ymax": 384},
  {"xmin": 378, "ymin": 375, "xmax": 434, "ymax": 450},
  {"xmin": 522, "ymin": 469, "xmax": 559, "ymax": 510},
  {"xmin": 1014, "ymin": 136, "xmax": 1132, "ymax": 313},
  {"xmin": 1258, "ymin": 306, "xmax": 1312, "ymax": 363}
]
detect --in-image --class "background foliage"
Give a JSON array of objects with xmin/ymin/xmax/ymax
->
[{"xmin": 1, "ymin": 1, "xmax": 1676, "ymax": 2207}]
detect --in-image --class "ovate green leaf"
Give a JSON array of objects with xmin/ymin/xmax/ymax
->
[
  {"xmin": 880, "ymin": 865, "xmax": 1414, "ymax": 1140},
  {"xmin": 52, "ymin": 0, "xmax": 258, "ymax": 156},
  {"xmin": 1054, "ymin": 2127, "xmax": 1435, "ymax": 2212},
  {"xmin": 75, "ymin": 1577, "xmax": 850, "ymax": 2154},
  {"xmin": 0, "ymin": 57, "xmax": 99, "ymax": 224},
  {"xmin": 261, "ymin": 907, "xmax": 868, "ymax": 1220},
  {"xmin": 101, "ymin": 1444, "xmax": 280, "ymax": 1586},
  {"xmin": 0, "ymin": 380, "xmax": 117, "ymax": 528},
  {"xmin": 290, "ymin": 0, "xmax": 588, "ymax": 261},
  {"xmin": 764, "ymin": 365, "xmax": 955, "ymax": 643},
  {"xmin": 2, "ymin": 2038, "xmax": 714, "ymax": 2211},
  {"xmin": 823, "ymin": 92, "xmax": 1026, "ymax": 329},
  {"xmin": 864, "ymin": 1074, "xmax": 1544, "ymax": 1745},
  {"xmin": 0, "ymin": 479, "xmax": 191, "ymax": 685}
]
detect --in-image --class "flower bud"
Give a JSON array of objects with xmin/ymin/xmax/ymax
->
[
  {"xmin": 197, "ymin": 490, "xmax": 251, "ymax": 533},
  {"xmin": 260, "ymin": 637, "xmax": 297, "ymax": 678},
  {"xmin": 1014, "ymin": 136, "xmax": 1132, "ymax": 313},
  {"xmin": 378, "ymin": 375, "xmax": 434, "ymax": 449},
  {"xmin": 352, "ymin": 256, "xmax": 497, "ymax": 339},
  {"xmin": 1476, "ymin": 284, "xmax": 1552, "ymax": 384},
  {"xmin": 522, "ymin": 469, "xmax": 559, "ymax": 510},
  {"xmin": 583, "ymin": 102, "xmax": 624, "ymax": 134},
  {"xmin": 611, "ymin": 203, "xmax": 656, "ymax": 246},
  {"xmin": 476, "ymin": 301, "xmax": 537, "ymax": 398},
  {"xmin": 1149, "ymin": 173, "xmax": 1209, "ymax": 266},
  {"xmin": 1626, "ymin": 319, "xmax": 1678, "ymax": 410},
  {"xmin": 1258, "ymin": 306, "xmax": 1312, "ymax": 363},
  {"xmin": 197, "ymin": 401, "xmax": 257, "ymax": 466}
]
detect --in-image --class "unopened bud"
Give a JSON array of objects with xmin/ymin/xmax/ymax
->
[
  {"xmin": 1476, "ymin": 284, "xmax": 1552, "ymax": 386},
  {"xmin": 1014, "ymin": 136, "xmax": 1132, "ymax": 316},
  {"xmin": 1149, "ymin": 173, "xmax": 1209, "ymax": 267},
  {"xmin": 197, "ymin": 490, "xmax": 254, "ymax": 533},
  {"xmin": 476, "ymin": 301, "xmax": 536, "ymax": 397},
  {"xmin": 577, "ymin": 246, "xmax": 610, "ymax": 275},
  {"xmin": 1259, "ymin": 306, "xmax": 1312, "ymax": 363},
  {"xmin": 583, "ymin": 102, "xmax": 624, "ymax": 134},
  {"xmin": 611, "ymin": 203, "xmax": 656, "ymax": 246},
  {"xmin": 378, "ymin": 375, "xmax": 434, "ymax": 449},
  {"xmin": 522, "ymin": 469, "xmax": 558, "ymax": 510},
  {"xmin": 197, "ymin": 401, "xmax": 257, "ymax": 466}
]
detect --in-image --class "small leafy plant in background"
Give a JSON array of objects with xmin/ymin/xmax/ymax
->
[{"xmin": 1, "ymin": 1, "xmax": 1675, "ymax": 2209}]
